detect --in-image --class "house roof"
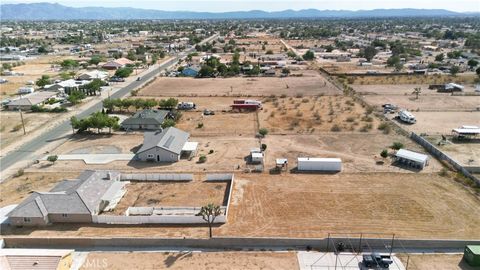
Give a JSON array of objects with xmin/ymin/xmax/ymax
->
[
  {"xmin": 137, "ymin": 127, "xmax": 190, "ymax": 155},
  {"xmin": 7, "ymin": 91, "xmax": 57, "ymax": 107},
  {"xmin": 78, "ymin": 70, "xmax": 109, "ymax": 80},
  {"xmin": 121, "ymin": 109, "xmax": 169, "ymax": 126},
  {"xmin": 8, "ymin": 170, "xmax": 121, "ymax": 218},
  {"xmin": 395, "ymin": 149, "xmax": 429, "ymax": 164}
]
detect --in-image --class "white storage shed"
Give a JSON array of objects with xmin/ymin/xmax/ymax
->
[
  {"xmin": 394, "ymin": 149, "xmax": 429, "ymax": 169},
  {"xmin": 297, "ymin": 157, "xmax": 342, "ymax": 172}
]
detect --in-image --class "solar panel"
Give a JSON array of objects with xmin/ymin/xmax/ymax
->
[{"xmin": 163, "ymin": 135, "xmax": 175, "ymax": 149}]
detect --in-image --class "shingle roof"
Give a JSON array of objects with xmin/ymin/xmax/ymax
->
[
  {"xmin": 8, "ymin": 170, "xmax": 121, "ymax": 218},
  {"xmin": 121, "ymin": 109, "xmax": 169, "ymax": 127},
  {"xmin": 8, "ymin": 91, "xmax": 57, "ymax": 107},
  {"xmin": 136, "ymin": 127, "xmax": 189, "ymax": 155}
]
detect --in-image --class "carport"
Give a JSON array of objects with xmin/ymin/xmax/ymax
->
[{"xmin": 181, "ymin": 141, "xmax": 199, "ymax": 159}]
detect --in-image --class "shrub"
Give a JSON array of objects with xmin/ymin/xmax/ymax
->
[
  {"xmin": 331, "ymin": 124, "xmax": 341, "ymax": 132},
  {"xmin": 197, "ymin": 122, "xmax": 204, "ymax": 128},
  {"xmin": 391, "ymin": 142, "xmax": 404, "ymax": 150},
  {"xmin": 162, "ymin": 119, "xmax": 176, "ymax": 129},
  {"xmin": 47, "ymin": 155, "xmax": 58, "ymax": 164},
  {"xmin": 439, "ymin": 168, "xmax": 448, "ymax": 177},
  {"xmin": 380, "ymin": 149, "xmax": 388, "ymax": 158},
  {"xmin": 15, "ymin": 169, "xmax": 24, "ymax": 177},
  {"xmin": 346, "ymin": 116, "xmax": 355, "ymax": 122},
  {"xmin": 378, "ymin": 122, "xmax": 391, "ymax": 134},
  {"xmin": 198, "ymin": 155, "xmax": 207, "ymax": 163},
  {"xmin": 258, "ymin": 128, "xmax": 269, "ymax": 137},
  {"xmin": 209, "ymin": 149, "xmax": 214, "ymax": 154},
  {"xmin": 261, "ymin": 143, "xmax": 267, "ymax": 151}
]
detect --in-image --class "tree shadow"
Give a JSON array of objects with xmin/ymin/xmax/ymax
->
[{"xmin": 164, "ymin": 251, "xmax": 193, "ymax": 268}]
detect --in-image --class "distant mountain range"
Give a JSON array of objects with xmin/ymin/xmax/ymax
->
[{"xmin": 0, "ymin": 3, "xmax": 475, "ymax": 20}]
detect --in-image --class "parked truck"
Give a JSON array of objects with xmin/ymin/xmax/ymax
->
[{"xmin": 362, "ymin": 253, "xmax": 393, "ymax": 268}]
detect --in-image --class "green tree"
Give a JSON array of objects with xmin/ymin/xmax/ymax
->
[
  {"xmin": 258, "ymin": 128, "xmax": 269, "ymax": 137},
  {"xmin": 387, "ymin": 56, "xmax": 400, "ymax": 67},
  {"xmin": 197, "ymin": 203, "xmax": 222, "ymax": 238},
  {"xmin": 302, "ymin": 50, "xmax": 315, "ymax": 61},
  {"xmin": 36, "ymin": 75, "xmax": 51, "ymax": 88},
  {"xmin": 115, "ymin": 67, "xmax": 134, "ymax": 78},
  {"xmin": 435, "ymin": 53, "xmax": 444, "ymax": 62},
  {"xmin": 161, "ymin": 119, "xmax": 176, "ymax": 128},
  {"xmin": 362, "ymin": 46, "xmax": 377, "ymax": 62},
  {"xmin": 67, "ymin": 90, "xmax": 86, "ymax": 105},
  {"xmin": 199, "ymin": 65, "xmax": 215, "ymax": 77},
  {"xmin": 467, "ymin": 59, "xmax": 478, "ymax": 69},
  {"xmin": 412, "ymin": 87, "xmax": 422, "ymax": 100},
  {"xmin": 60, "ymin": 59, "xmax": 79, "ymax": 70},
  {"xmin": 47, "ymin": 155, "xmax": 58, "ymax": 164},
  {"xmin": 450, "ymin": 66, "xmax": 460, "ymax": 76}
]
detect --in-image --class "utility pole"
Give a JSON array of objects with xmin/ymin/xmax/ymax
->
[{"xmin": 19, "ymin": 108, "xmax": 26, "ymax": 135}]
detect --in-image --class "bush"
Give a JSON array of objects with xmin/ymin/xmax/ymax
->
[
  {"xmin": 197, "ymin": 122, "xmax": 204, "ymax": 128},
  {"xmin": 391, "ymin": 142, "xmax": 404, "ymax": 150},
  {"xmin": 439, "ymin": 168, "xmax": 448, "ymax": 177},
  {"xmin": 261, "ymin": 143, "xmax": 267, "ymax": 151},
  {"xmin": 380, "ymin": 149, "xmax": 388, "ymax": 158},
  {"xmin": 209, "ymin": 149, "xmax": 214, "ymax": 154},
  {"xmin": 258, "ymin": 128, "xmax": 269, "ymax": 137},
  {"xmin": 330, "ymin": 124, "xmax": 341, "ymax": 132},
  {"xmin": 15, "ymin": 169, "xmax": 24, "ymax": 177},
  {"xmin": 198, "ymin": 155, "xmax": 207, "ymax": 163},
  {"xmin": 378, "ymin": 122, "xmax": 391, "ymax": 134},
  {"xmin": 47, "ymin": 155, "xmax": 58, "ymax": 164},
  {"xmin": 115, "ymin": 67, "xmax": 134, "ymax": 78},
  {"xmin": 161, "ymin": 119, "xmax": 176, "ymax": 129}
]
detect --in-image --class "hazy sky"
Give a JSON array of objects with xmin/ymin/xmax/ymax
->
[{"xmin": 3, "ymin": 0, "xmax": 479, "ymax": 12}]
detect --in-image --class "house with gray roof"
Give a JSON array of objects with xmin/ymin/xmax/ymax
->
[
  {"xmin": 6, "ymin": 91, "xmax": 57, "ymax": 111},
  {"xmin": 8, "ymin": 170, "xmax": 126, "ymax": 226},
  {"xmin": 121, "ymin": 109, "xmax": 171, "ymax": 130},
  {"xmin": 136, "ymin": 127, "xmax": 195, "ymax": 162}
]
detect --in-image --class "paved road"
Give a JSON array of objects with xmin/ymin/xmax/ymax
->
[{"xmin": 0, "ymin": 34, "xmax": 218, "ymax": 174}]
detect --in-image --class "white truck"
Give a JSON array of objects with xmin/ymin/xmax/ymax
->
[{"xmin": 398, "ymin": 110, "xmax": 416, "ymax": 124}]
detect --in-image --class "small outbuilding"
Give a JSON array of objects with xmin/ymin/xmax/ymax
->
[
  {"xmin": 394, "ymin": 149, "xmax": 429, "ymax": 169},
  {"xmin": 464, "ymin": 245, "xmax": 480, "ymax": 267},
  {"xmin": 297, "ymin": 157, "xmax": 342, "ymax": 172},
  {"xmin": 136, "ymin": 127, "xmax": 192, "ymax": 162}
]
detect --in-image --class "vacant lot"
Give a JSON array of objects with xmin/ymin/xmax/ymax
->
[
  {"xmin": 81, "ymin": 251, "xmax": 299, "ymax": 270},
  {"xmin": 262, "ymin": 133, "xmax": 441, "ymax": 173},
  {"xmin": 397, "ymin": 254, "xmax": 475, "ymax": 270},
  {"xmin": 0, "ymin": 171, "xmax": 79, "ymax": 207},
  {"xmin": 259, "ymin": 95, "xmax": 380, "ymax": 134},
  {"xmin": 349, "ymin": 74, "xmax": 478, "ymax": 85},
  {"xmin": 110, "ymin": 180, "xmax": 229, "ymax": 215},
  {"xmin": 391, "ymin": 111, "xmax": 480, "ymax": 135},
  {"xmin": 0, "ymin": 111, "xmax": 53, "ymax": 150},
  {"xmin": 138, "ymin": 73, "xmax": 339, "ymax": 97},
  {"xmin": 218, "ymin": 173, "xmax": 480, "ymax": 239},
  {"xmin": 176, "ymin": 111, "xmax": 256, "ymax": 136}
]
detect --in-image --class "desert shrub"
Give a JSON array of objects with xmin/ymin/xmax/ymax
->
[
  {"xmin": 346, "ymin": 116, "xmax": 355, "ymax": 122},
  {"xmin": 47, "ymin": 155, "xmax": 58, "ymax": 164},
  {"xmin": 391, "ymin": 142, "xmax": 404, "ymax": 150},
  {"xmin": 301, "ymin": 98, "xmax": 309, "ymax": 103},
  {"xmin": 378, "ymin": 122, "xmax": 391, "ymax": 134},
  {"xmin": 280, "ymin": 94, "xmax": 287, "ymax": 98},
  {"xmin": 198, "ymin": 155, "xmax": 207, "ymax": 163},
  {"xmin": 15, "ymin": 169, "xmax": 24, "ymax": 177},
  {"xmin": 439, "ymin": 168, "xmax": 448, "ymax": 177},
  {"xmin": 331, "ymin": 124, "xmax": 341, "ymax": 132},
  {"xmin": 362, "ymin": 116, "xmax": 373, "ymax": 122},
  {"xmin": 295, "ymin": 93, "xmax": 304, "ymax": 98},
  {"xmin": 296, "ymin": 111, "xmax": 303, "ymax": 117},
  {"xmin": 380, "ymin": 149, "xmax": 388, "ymax": 158},
  {"xmin": 258, "ymin": 128, "xmax": 269, "ymax": 136},
  {"xmin": 197, "ymin": 122, "xmax": 204, "ymax": 128},
  {"xmin": 360, "ymin": 124, "xmax": 373, "ymax": 132},
  {"xmin": 209, "ymin": 149, "xmax": 214, "ymax": 154}
]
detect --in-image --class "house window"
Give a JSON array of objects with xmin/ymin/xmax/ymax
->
[
  {"xmin": 23, "ymin": 217, "xmax": 31, "ymax": 223},
  {"xmin": 62, "ymin": 213, "xmax": 68, "ymax": 218},
  {"xmin": 147, "ymin": 154, "xmax": 154, "ymax": 159}
]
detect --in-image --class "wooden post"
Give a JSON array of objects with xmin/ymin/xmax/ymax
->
[
  {"xmin": 19, "ymin": 108, "xmax": 26, "ymax": 135},
  {"xmin": 390, "ymin": 234, "xmax": 395, "ymax": 256}
]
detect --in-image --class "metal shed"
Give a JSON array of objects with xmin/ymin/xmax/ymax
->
[
  {"xmin": 297, "ymin": 157, "xmax": 342, "ymax": 172},
  {"xmin": 394, "ymin": 149, "xmax": 429, "ymax": 169},
  {"xmin": 464, "ymin": 245, "xmax": 480, "ymax": 266}
]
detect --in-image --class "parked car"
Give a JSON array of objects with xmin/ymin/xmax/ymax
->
[
  {"xmin": 203, "ymin": 109, "xmax": 215, "ymax": 115},
  {"xmin": 362, "ymin": 253, "xmax": 393, "ymax": 268},
  {"xmin": 109, "ymin": 76, "xmax": 125, "ymax": 82},
  {"xmin": 177, "ymin": 102, "xmax": 196, "ymax": 110}
]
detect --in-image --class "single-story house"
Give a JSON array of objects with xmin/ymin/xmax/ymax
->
[
  {"xmin": 102, "ymin": 57, "xmax": 134, "ymax": 70},
  {"xmin": 182, "ymin": 66, "xmax": 200, "ymax": 77},
  {"xmin": 6, "ymin": 91, "xmax": 57, "ymax": 110},
  {"xmin": 394, "ymin": 149, "xmax": 429, "ymax": 169},
  {"xmin": 8, "ymin": 170, "xmax": 126, "ymax": 226},
  {"xmin": 0, "ymin": 249, "xmax": 74, "ymax": 270},
  {"xmin": 136, "ymin": 127, "xmax": 197, "ymax": 162},
  {"xmin": 77, "ymin": 70, "xmax": 109, "ymax": 81},
  {"xmin": 121, "ymin": 109, "xmax": 171, "ymax": 130}
]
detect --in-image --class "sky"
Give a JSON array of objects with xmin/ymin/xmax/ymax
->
[{"xmin": 2, "ymin": 0, "xmax": 479, "ymax": 12}]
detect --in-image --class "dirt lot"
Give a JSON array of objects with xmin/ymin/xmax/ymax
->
[
  {"xmin": 262, "ymin": 133, "xmax": 441, "ymax": 173},
  {"xmin": 423, "ymin": 135, "xmax": 480, "ymax": 167},
  {"xmin": 138, "ymin": 72, "xmax": 340, "ymax": 97},
  {"xmin": 218, "ymin": 173, "xmax": 480, "ymax": 239},
  {"xmin": 349, "ymin": 74, "xmax": 478, "ymax": 85},
  {"xmin": 5, "ymin": 172, "xmax": 479, "ymax": 239},
  {"xmin": 176, "ymin": 111, "xmax": 256, "ymax": 136},
  {"xmin": 391, "ymin": 111, "xmax": 480, "ymax": 135},
  {"xmin": 80, "ymin": 251, "xmax": 299, "ymax": 270},
  {"xmin": 110, "ymin": 180, "xmax": 229, "ymax": 215},
  {"xmin": 259, "ymin": 95, "xmax": 381, "ymax": 134},
  {"xmin": 0, "ymin": 111, "xmax": 53, "ymax": 150},
  {"xmin": 0, "ymin": 171, "xmax": 79, "ymax": 207},
  {"xmin": 397, "ymin": 254, "xmax": 475, "ymax": 270},
  {"xmin": 354, "ymin": 84, "xmax": 478, "ymax": 95}
]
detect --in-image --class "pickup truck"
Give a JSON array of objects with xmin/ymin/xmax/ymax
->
[{"xmin": 362, "ymin": 253, "xmax": 393, "ymax": 268}]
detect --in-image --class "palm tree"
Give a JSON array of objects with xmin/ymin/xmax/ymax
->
[
  {"xmin": 412, "ymin": 87, "xmax": 422, "ymax": 100},
  {"xmin": 197, "ymin": 203, "xmax": 222, "ymax": 238}
]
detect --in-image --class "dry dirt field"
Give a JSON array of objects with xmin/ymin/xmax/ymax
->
[
  {"xmin": 361, "ymin": 92, "xmax": 480, "ymax": 111},
  {"xmin": 286, "ymin": 39, "xmax": 334, "ymax": 48},
  {"xmin": 391, "ymin": 111, "xmax": 480, "ymax": 135},
  {"xmin": 0, "ymin": 111, "xmax": 53, "ymax": 149},
  {"xmin": 259, "ymin": 95, "xmax": 381, "ymax": 134},
  {"xmin": 397, "ymin": 254, "xmax": 475, "ymax": 270},
  {"xmin": 262, "ymin": 134, "xmax": 441, "ymax": 173},
  {"xmin": 176, "ymin": 111, "xmax": 256, "ymax": 136},
  {"xmin": 109, "ymin": 180, "xmax": 229, "ymax": 215},
  {"xmin": 138, "ymin": 72, "xmax": 340, "ymax": 97},
  {"xmin": 0, "ymin": 171, "xmax": 79, "ymax": 207},
  {"xmin": 80, "ymin": 251, "xmax": 299, "ymax": 270},
  {"xmin": 349, "ymin": 74, "xmax": 478, "ymax": 85},
  {"xmin": 231, "ymin": 36, "xmax": 287, "ymax": 54},
  {"xmin": 5, "ymin": 172, "xmax": 479, "ymax": 239}
]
